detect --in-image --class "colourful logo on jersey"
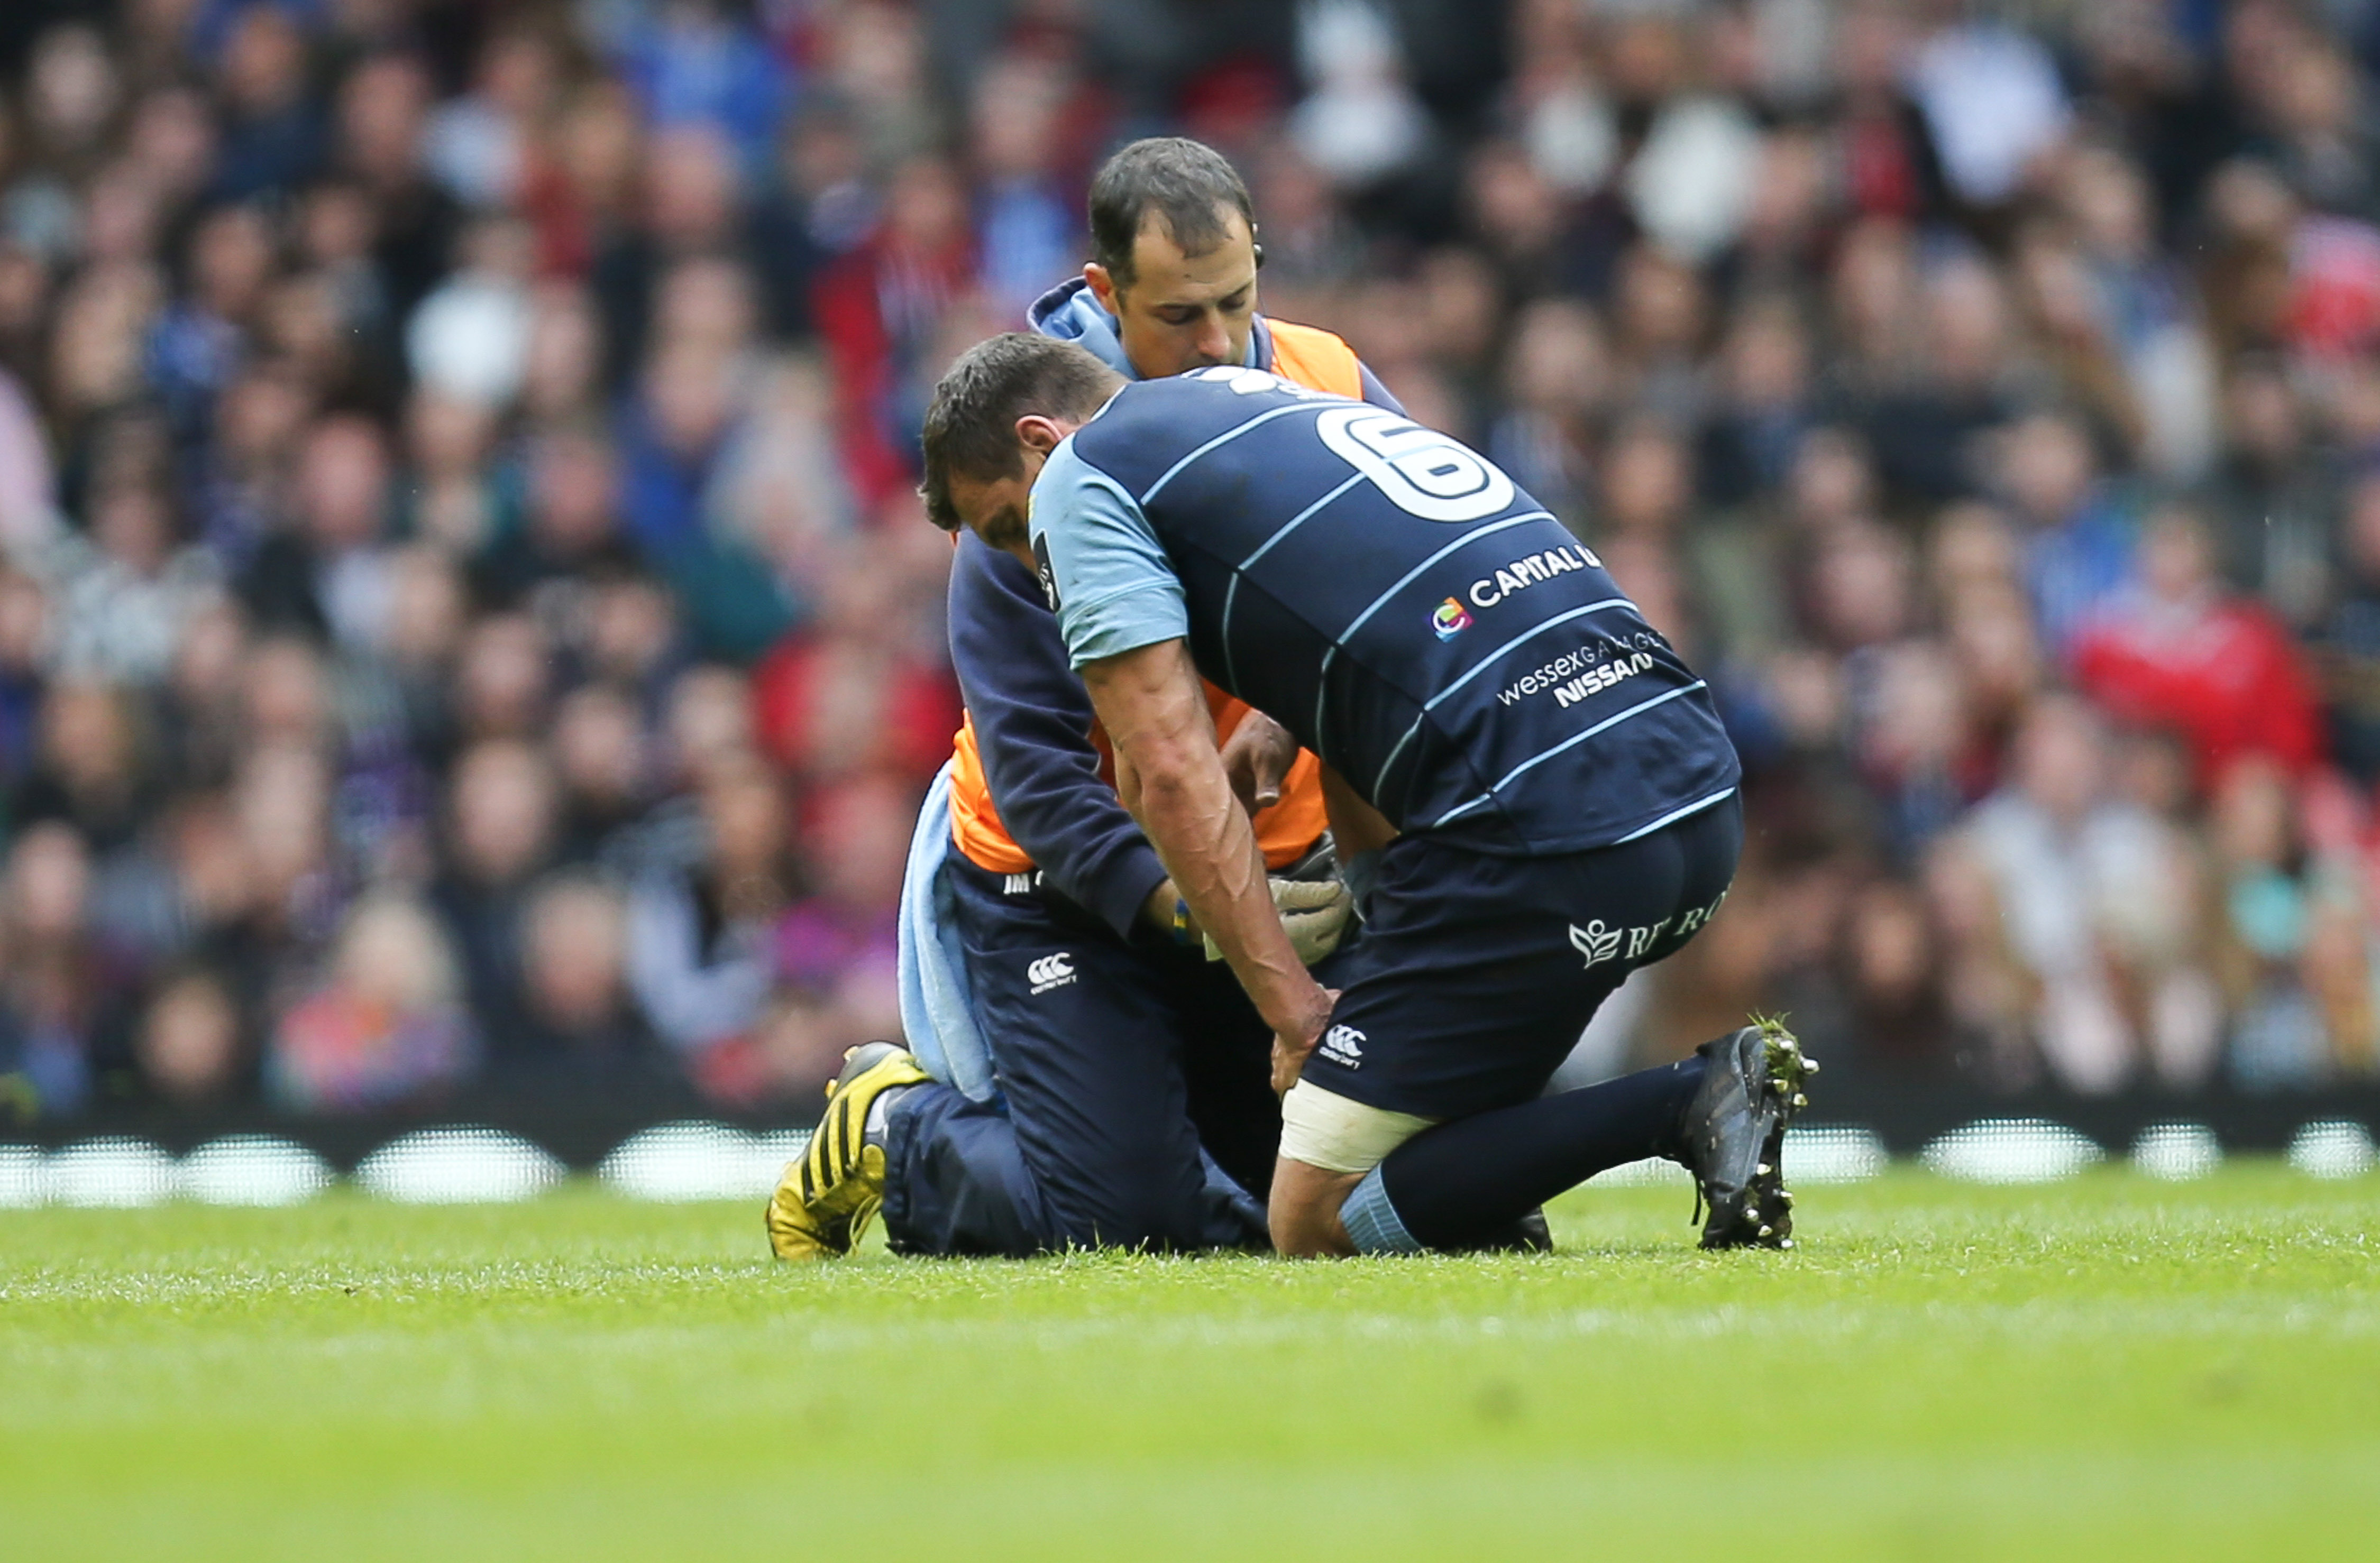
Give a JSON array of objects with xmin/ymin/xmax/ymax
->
[{"xmin": 1431, "ymin": 597, "xmax": 1473, "ymax": 639}]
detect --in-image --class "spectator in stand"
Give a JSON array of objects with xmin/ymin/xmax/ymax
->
[
  {"xmin": 1995, "ymin": 407, "xmax": 2140, "ymax": 654},
  {"xmin": 43, "ymin": 472, "xmax": 222, "ymax": 686},
  {"xmin": 1836, "ymin": 874, "xmax": 1953, "ymax": 1078},
  {"xmin": 209, "ymin": 3, "xmax": 323, "ymax": 202},
  {"xmin": 626, "ymin": 752, "xmax": 792, "ymax": 1100},
  {"xmin": 1853, "ymin": 639, "xmax": 1973, "ymax": 864},
  {"xmin": 750, "ymin": 534, "xmax": 959, "ymax": 788},
  {"xmin": 13, "ymin": 679, "xmax": 156, "ymax": 855},
  {"xmin": 512, "ymin": 872, "xmax": 661, "ymax": 1081},
  {"xmin": 2073, "ymin": 505, "xmax": 2325, "ymax": 789},
  {"xmin": 239, "ymin": 412, "xmax": 398, "ymax": 650},
  {"xmin": 2311, "ymin": 471, "xmax": 2380, "ymax": 784},
  {"xmin": 149, "ymin": 200, "xmax": 274, "ymax": 445},
  {"xmin": 0, "ymin": 571, "xmax": 50, "ymax": 787},
  {"xmin": 451, "ymin": 612, "xmax": 553, "ymax": 746},
  {"xmin": 611, "ymin": 0, "xmax": 790, "ymax": 175},
  {"xmin": 1959, "ymin": 694, "xmax": 2207, "ymax": 1093},
  {"xmin": 269, "ymin": 891, "xmax": 475, "ymax": 1112},
  {"xmin": 1699, "ymin": 296, "xmax": 1816, "ymax": 512},
  {"xmin": 2207, "ymin": 756, "xmax": 2343, "ymax": 1090},
  {"xmin": 472, "ymin": 422, "xmax": 628, "ymax": 611},
  {"xmin": 334, "ymin": 52, "xmax": 461, "ymax": 327},
  {"xmin": 613, "ymin": 338, "xmax": 797, "ymax": 660},
  {"xmin": 428, "ymin": 738, "xmax": 559, "ymax": 1061},
  {"xmin": 1485, "ymin": 297, "xmax": 1608, "ymax": 527},
  {"xmin": 812, "ymin": 153, "xmax": 977, "ymax": 508},
  {"xmin": 548, "ymin": 682, "xmax": 652, "ymax": 870},
  {"xmin": 773, "ymin": 769, "xmax": 909, "ymax": 1074},
  {"xmin": 972, "ymin": 56, "xmax": 1074, "ymax": 319},
  {"xmin": 0, "ymin": 822, "xmax": 104, "ymax": 1116},
  {"xmin": 2198, "ymin": 356, "xmax": 2339, "ymax": 628},
  {"xmin": 129, "ymin": 966, "xmax": 250, "ymax": 1107}
]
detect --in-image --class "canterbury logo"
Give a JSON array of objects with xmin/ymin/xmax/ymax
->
[
  {"xmin": 1027, "ymin": 952, "xmax": 1077, "ymax": 995},
  {"xmin": 1319, "ymin": 1025, "xmax": 1366, "ymax": 1068}
]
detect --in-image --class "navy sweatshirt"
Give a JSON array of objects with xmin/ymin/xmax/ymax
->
[{"xmin": 946, "ymin": 280, "xmax": 1402, "ymax": 941}]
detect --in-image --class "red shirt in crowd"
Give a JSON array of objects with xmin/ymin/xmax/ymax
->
[
  {"xmin": 2071, "ymin": 592, "xmax": 2326, "ymax": 786},
  {"xmin": 749, "ymin": 629, "xmax": 959, "ymax": 786}
]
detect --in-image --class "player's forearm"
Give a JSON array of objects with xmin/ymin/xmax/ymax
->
[
  {"xmin": 1085, "ymin": 642, "xmax": 1325, "ymax": 1034},
  {"xmin": 1127, "ymin": 728, "xmax": 1319, "ymax": 1029}
]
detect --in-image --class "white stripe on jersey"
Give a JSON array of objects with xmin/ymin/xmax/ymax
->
[
  {"xmin": 1238, "ymin": 473, "xmax": 1367, "ymax": 572},
  {"xmin": 1138, "ymin": 402, "xmax": 1333, "ymax": 505},
  {"xmin": 1221, "ymin": 473, "xmax": 1367, "ymax": 689},
  {"xmin": 1429, "ymin": 680, "xmax": 1708, "ymax": 828},
  {"xmin": 1610, "ymin": 788, "xmax": 1738, "ymax": 844},
  {"xmin": 1309, "ymin": 512, "xmax": 1552, "ymax": 764},
  {"xmin": 1369, "ymin": 596, "xmax": 1633, "ymax": 795}
]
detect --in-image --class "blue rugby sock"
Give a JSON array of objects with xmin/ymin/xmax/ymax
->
[{"xmin": 1369, "ymin": 1056, "xmax": 1706, "ymax": 1251}]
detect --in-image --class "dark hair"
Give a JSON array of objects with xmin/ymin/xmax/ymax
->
[
  {"xmin": 1088, "ymin": 137, "xmax": 1255, "ymax": 291},
  {"xmin": 919, "ymin": 335, "xmax": 1123, "ymax": 531}
]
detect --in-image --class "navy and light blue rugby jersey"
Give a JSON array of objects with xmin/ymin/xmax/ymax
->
[{"xmin": 1029, "ymin": 366, "xmax": 1741, "ymax": 856}]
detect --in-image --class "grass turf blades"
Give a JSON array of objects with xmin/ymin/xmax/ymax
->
[{"xmin": 3, "ymin": 1164, "xmax": 2375, "ymax": 1561}]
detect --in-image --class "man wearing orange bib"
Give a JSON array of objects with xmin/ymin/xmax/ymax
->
[{"xmin": 769, "ymin": 140, "xmax": 1404, "ymax": 1258}]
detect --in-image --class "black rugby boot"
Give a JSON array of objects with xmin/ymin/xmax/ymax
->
[{"xmin": 1671, "ymin": 1020, "xmax": 1816, "ymax": 1251}]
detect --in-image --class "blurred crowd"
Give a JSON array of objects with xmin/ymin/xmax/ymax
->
[{"xmin": 5, "ymin": 0, "xmax": 2380, "ymax": 1126}]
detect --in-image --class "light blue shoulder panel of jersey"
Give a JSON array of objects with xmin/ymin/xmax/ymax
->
[{"xmin": 1030, "ymin": 434, "xmax": 1189, "ymax": 669}]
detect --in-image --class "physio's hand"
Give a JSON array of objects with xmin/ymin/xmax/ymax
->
[
  {"xmin": 1270, "ymin": 875, "xmax": 1353, "ymax": 964},
  {"xmin": 1219, "ymin": 710, "xmax": 1299, "ymax": 815},
  {"xmin": 1205, "ymin": 873, "xmax": 1353, "ymax": 966},
  {"xmin": 1269, "ymin": 985, "xmax": 1339, "ymax": 1096}
]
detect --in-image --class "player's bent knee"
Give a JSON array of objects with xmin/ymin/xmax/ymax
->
[
  {"xmin": 1273, "ymin": 1083, "xmax": 1437, "ymax": 1257},
  {"xmin": 1267, "ymin": 1158, "xmax": 1360, "ymax": 1257}
]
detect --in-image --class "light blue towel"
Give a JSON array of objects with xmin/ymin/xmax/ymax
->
[{"xmin": 896, "ymin": 762, "xmax": 999, "ymax": 1102}]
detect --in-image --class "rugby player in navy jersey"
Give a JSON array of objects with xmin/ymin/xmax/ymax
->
[{"xmin": 903, "ymin": 334, "xmax": 1816, "ymax": 1257}]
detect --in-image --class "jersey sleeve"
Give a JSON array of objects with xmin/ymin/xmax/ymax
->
[
  {"xmin": 1032, "ymin": 437, "xmax": 1188, "ymax": 669},
  {"xmin": 946, "ymin": 535, "xmax": 1169, "ymax": 940}
]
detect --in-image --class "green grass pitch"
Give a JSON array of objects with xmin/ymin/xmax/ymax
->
[{"xmin": 3, "ymin": 1165, "xmax": 2375, "ymax": 1562}]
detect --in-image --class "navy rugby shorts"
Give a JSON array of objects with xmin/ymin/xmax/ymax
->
[{"xmin": 1299, "ymin": 794, "xmax": 1742, "ymax": 1121}]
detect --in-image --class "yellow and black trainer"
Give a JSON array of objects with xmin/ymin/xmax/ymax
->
[{"xmin": 766, "ymin": 1041, "xmax": 931, "ymax": 1261}]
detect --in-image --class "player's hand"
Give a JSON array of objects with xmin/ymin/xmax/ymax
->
[
  {"xmin": 1270, "ymin": 987, "xmax": 1338, "ymax": 1096},
  {"xmin": 1219, "ymin": 710, "xmax": 1299, "ymax": 815}
]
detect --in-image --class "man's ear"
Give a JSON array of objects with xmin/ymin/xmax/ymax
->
[
  {"xmin": 1015, "ymin": 413, "xmax": 1066, "ymax": 455},
  {"xmin": 1084, "ymin": 262, "xmax": 1119, "ymax": 315}
]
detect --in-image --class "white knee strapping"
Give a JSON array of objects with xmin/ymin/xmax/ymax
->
[{"xmin": 1278, "ymin": 1081, "xmax": 1434, "ymax": 1175}]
